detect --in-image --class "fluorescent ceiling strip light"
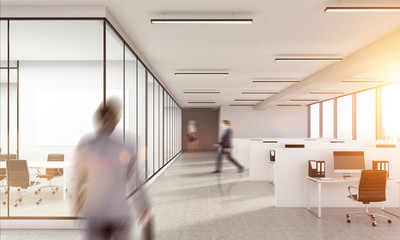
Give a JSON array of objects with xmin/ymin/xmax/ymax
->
[
  {"xmin": 277, "ymin": 104, "xmax": 302, "ymax": 106},
  {"xmin": 241, "ymin": 91, "xmax": 278, "ymax": 94},
  {"xmin": 234, "ymin": 99, "xmax": 264, "ymax": 101},
  {"xmin": 188, "ymin": 101, "xmax": 216, "ymax": 104},
  {"xmin": 229, "ymin": 104, "xmax": 255, "ymax": 107},
  {"xmin": 151, "ymin": 19, "xmax": 253, "ymax": 24},
  {"xmin": 275, "ymin": 58, "xmax": 342, "ymax": 62},
  {"xmin": 190, "ymin": 108, "xmax": 215, "ymax": 110},
  {"xmin": 325, "ymin": 7, "xmax": 400, "ymax": 13},
  {"xmin": 291, "ymin": 99, "xmax": 319, "ymax": 101},
  {"xmin": 310, "ymin": 91, "xmax": 344, "ymax": 94},
  {"xmin": 175, "ymin": 72, "xmax": 229, "ymax": 75},
  {"xmin": 341, "ymin": 80, "xmax": 385, "ymax": 83},
  {"xmin": 253, "ymin": 80, "xmax": 300, "ymax": 83},
  {"xmin": 183, "ymin": 91, "xmax": 221, "ymax": 94}
]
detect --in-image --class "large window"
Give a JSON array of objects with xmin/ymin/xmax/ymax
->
[
  {"xmin": 124, "ymin": 47, "xmax": 137, "ymax": 147},
  {"xmin": 337, "ymin": 95, "xmax": 352, "ymax": 139},
  {"xmin": 310, "ymin": 103, "xmax": 320, "ymax": 138},
  {"xmin": 0, "ymin": 19, "xmax": 182, "ymax": 220},
  {"xmin": 356, "ymin": 89, "xmax": 376, "ymax": 140},
  {"xmin": 322, "ymin": 100, "xmax": 334, "ymax": 138},
  {"xmin": 382, "ymin": 82, "xmax": 400, "ymax": 141},
  {"xmin": 138, "ymin": 62, "xmax": 147, "ymax": 178},
  {"xmin": 147, "ymin": 74, "xmax": 154, "ymax": 177}
]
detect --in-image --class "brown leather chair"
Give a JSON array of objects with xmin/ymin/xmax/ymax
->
[
  {"xmin": 36, "ymin": 154, "xmax": 64, "ymax": 194},
  {"xmin": 346, "ymin": 170, "xmax": 392, "ymax": 226},
  {"xmin": 4, "ymin": 160, "xmax": 42, "ymax": 207},
  {"xmin": 0, "ymin": 154, "xmax": 17, "ymax": 193}
]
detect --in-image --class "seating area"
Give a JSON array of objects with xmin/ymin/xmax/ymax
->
[{"xmin": 0, "ymin": 153, "xmax": 70, "ymax": 215}]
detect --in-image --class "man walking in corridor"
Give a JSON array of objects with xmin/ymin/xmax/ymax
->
[{"xmin": 212, "ymin": 120, "xmax": 244, "ymax": 173}]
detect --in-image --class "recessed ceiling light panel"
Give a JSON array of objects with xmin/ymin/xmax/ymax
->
[
  {"xmin": 234, "ymin": 99, "xmax": 264, "ymax": 101},
  {"xmin": 253, "ymin": 80, "xmax": 300, "ymax": 83},
  {"xmin": 151, "ymin": 19, "xmax": 253, "ymax": 24},
  {"xmin": 190, "ymin": 108, "xmax": 215, "ymax": 110},
  {"xmin": 341, "ymin": 80, "xmax": 385, "ymax": 83},
  {"xmin": 183, "ymin": 91, "xmax": 221, "ymax": 94},
  {"xmin": 310, "ymin": 91, "xmax": 344, "ymax": 94},
  {"xmin": 229, "ymin": 104, "xmax": 255, "ymax": 107},
  {"xmin": 275, "ymin": 58, "xmax": 342, "ymax": 62},
  {"xmin": 175, "ymin": 72, "xmax": 229, "ymax": 75},
  {"xmin": 277, "ymin": 104, "xmax": 302, "ymax": 106},
  {"xmin": 290, "ymin": 99, "xmax": 319, "ymax": 102},
  {"xmin": 241, "ymin": 91, "xmax": 278, "ymax": 94},
  {"xmin": 325, "ymin": 7, "xmax": 400, "ymax": 13},
  {"xmin": 188, "ymin": 101, "xmax": 216, "ymax": 104}
]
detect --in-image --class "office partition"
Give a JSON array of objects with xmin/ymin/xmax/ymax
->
[{"xmin": 0, "ymin": 18, "xmax": 182, "ymax": 220}]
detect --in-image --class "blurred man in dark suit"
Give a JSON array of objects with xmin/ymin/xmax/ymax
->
[{"xmin": 212, "ymin": 120, "xmax": 244, "ymax": 173}]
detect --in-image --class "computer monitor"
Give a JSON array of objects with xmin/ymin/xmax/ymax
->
[{"xmin": 333, "ymin": 151, "xmax": 365, "ymax": 177}]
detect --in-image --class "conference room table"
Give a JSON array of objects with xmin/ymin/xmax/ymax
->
[
  {"xmin": 0, "ymin": 161, "xmax": 73, "ymax": 201},
  {"xmin": 307, "ymin": 176, "xmax": 400, "ymax": 218}
]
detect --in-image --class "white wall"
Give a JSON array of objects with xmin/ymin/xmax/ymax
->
[
  {"xmin": 219, "ymin": 106, "xmax": 307, "ymax": 138},
  {"xmin": 17, "ymin": 61, "xmax": 104, "ymax": 163}
]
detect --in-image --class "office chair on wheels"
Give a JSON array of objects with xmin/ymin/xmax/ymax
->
[
  {"xmin": 346, "ymin": 170, "xmax": 392, "ymax": 226},
  {"xmin": 3, "ymin": 160, "xmax": 42, "ymax": 207},
  {"xmin": 36, "ymin": 154, "xmax": 65, "ymax": 194},
  {"xmin": 0, "ymin": 154, "xmax": 18, "ymax": 194}
]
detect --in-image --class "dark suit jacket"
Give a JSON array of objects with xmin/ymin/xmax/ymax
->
[{"xmin": 219, "ymin": 128, "xmax": 232, "ymax": 149}]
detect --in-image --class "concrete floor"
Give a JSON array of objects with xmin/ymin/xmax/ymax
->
[{"xmin": 1, "ymin": 152, "xmax": 400, "ymax": 239}]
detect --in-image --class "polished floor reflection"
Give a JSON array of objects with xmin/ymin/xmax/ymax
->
[{"xmin": 2, "ymin": 152, "xmax": 400, "ymax": 239}]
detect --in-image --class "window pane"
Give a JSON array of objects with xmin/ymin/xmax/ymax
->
[
  {"xmin": 356, "ymin": 89, "xmax": 376, "ymax": 140},
  {"xmin": 147, "ymin": 74, "xmax": 154, "ymax": 177},
  {"xmin": 106, "ymin": 24, "xmax": 124, "ymax": 141},
  {"xmin": 159, "ymin": 88, "xmax": 164, "ymax": 166},
  {"xmin": 382, "ymin": 83, "xmax": 400, "ymax": 141},
  {"xmin": 322, "ymin": 100, "xmax": 334, "ymax": 138},
  {"xmin": 310, "ymin": 103, "xmax": 320, "ymax": 138},
  {"xmin": 125, "ymin": 48, "xmax": 137, "ymax": 147},
  {"xmin": 137, "ymin": 62, "xmax": 146, "ymax": 178},
  {"xmin": 337, "ymin": 95, "xmax": 352, "ymax": 139},
  {"xmin": 0, "ymin": 20, "xmax": 8, "ymax": 218},
  {"xmin": 154, "ymin": 81, "xmax": 159, "ymax": 172},
  {"xmin": 163, "ymin": 92, "xmax": 167, "ymax": 164}
]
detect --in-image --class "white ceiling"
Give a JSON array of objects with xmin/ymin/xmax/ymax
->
[{"xmin": 3, "ymin": 0, "xmax": 400, "ymax": 108}]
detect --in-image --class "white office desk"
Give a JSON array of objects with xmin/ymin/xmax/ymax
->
[
  {"xmin": 0, "ymin": 161, "xmax": 73, "ymax": 201},
  {"xmin": 307, "ymin": 176, "xmax": 400, "ymax": 218}
]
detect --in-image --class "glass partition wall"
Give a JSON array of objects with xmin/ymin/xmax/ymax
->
[{"xmin": 0, "ymin": 19, "xmax": 182, "ymax": 219}]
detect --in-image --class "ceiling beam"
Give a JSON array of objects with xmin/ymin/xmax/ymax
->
[{"xmin": 255, "ymin": 28, "xmax": 400, "ymax": 109}]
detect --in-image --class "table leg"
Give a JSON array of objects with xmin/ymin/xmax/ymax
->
[
  {"xmin": 381, "ymin": 181, "xmax": 400, "ymax": 218},
  {"xmin": 318, "ymin": 182, "xmax": 321, "ymax": 218},
  {"xmin": 63, "ymin": 167, "xmax": 67, "ymax": 201}
]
